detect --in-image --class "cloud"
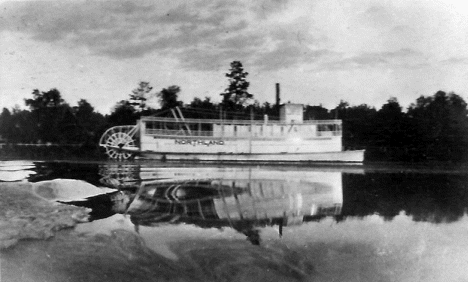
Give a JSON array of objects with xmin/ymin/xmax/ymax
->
[
  {"xmin": 358, "ymin": 5, "xmax": 395, "ymax": 29},
  {"xmin": 254, "ymin": 42, "xmax": 333, "ymax": 71},
  {"xmin": 249, "ymin": 0, "xmax": 290, "ymax": 19},
  {"xmin": 1, "ymin": 0, "xmax": 325, "ymax": 72},
  {"xmin": 321, "ymin": 48, "xmax": 426, "ymax": 70},
  {"xmin": 440, "ymin": 57, "xmax": 468, "ymax": 65},
  {"xmin": 1, "ymin": 1, "xmax": 256, "ymax": 62},
  {"xmin": 0, "ymin": 0, "xmax": 439, "ymax": 75},
  {"xmin": 1, "ymin": 1, "xmax": 125, "ymax": 39}
]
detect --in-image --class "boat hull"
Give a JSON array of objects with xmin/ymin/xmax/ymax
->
[{"xmin": 138, "ymin": 149, "xmax": 365, "ymax": 163}]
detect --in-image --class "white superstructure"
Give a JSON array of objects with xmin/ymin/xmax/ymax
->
[{"xmin": 99, "ymin": 104, "xmax": 364, "ymax": 162}]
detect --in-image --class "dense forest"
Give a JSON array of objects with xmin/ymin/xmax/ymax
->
[{"xmin": 1, "ymin": 61, "xmax": 468, "ymax": 162}]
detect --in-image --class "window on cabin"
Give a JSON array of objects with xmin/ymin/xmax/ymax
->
[
  {"xmin": 145, "ymin": 121, "xmax": 152, "ymax": 130},
  {"xmin": 201, "ymin": 123, "xmax": 213, "ymax": 136},
  {"xmin": 164, "ymin": 122, "xmax": 177, "ymax": 131},
  {"xmin": 144, "ymin": 121, "xmax": 152, "ymax": 134}
]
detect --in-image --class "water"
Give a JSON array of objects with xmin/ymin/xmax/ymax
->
[{"xmin": 1, "ymin": 161, "xmax": 468, "ymax": 281}]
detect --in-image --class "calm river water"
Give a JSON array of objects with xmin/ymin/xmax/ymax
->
[{"xmin": 1, "ymin": 161, "xmax": 468, "ymax": 282}]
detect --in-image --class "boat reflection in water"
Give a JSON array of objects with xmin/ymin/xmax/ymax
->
[{"xmin": 72, "ymin": 164, "xmax": 345, "ymax": 245}]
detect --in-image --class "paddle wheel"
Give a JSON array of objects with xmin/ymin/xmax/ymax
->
[{"xmin": 99, "ymin": 125, "xmax": 140, "ymax": 160}]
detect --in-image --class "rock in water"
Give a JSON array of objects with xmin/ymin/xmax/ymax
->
[
  {"xmin": 32, "ymin": 179, "xmax": 116, "ymax": 202},
  {"xmin": 0, "ymin": 182, "xmax": 90, "ymax": 249}
]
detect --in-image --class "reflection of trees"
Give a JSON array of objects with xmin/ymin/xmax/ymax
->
[
  {"xmin": 28, "ymin": 162, "xmax": 103, "ymax": 186},
  {"xmin": 341, "ymin": 173, "xmax": 468, "ymax": 223}
]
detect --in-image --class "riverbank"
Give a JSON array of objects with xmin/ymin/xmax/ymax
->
[{"xmin": 0, "ymin": 182, "xmax": 89, "ymax": 249}]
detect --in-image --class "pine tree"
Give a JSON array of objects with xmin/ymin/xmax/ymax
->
[
  {"xmin": 129, "ymin": 81, "xmax": 153, "ymax": 112},
  {"xmin": 220, "ymin": 61, "xmax": 253, "ymax": 111}
]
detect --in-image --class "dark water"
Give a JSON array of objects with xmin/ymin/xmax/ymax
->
[{"xmin": 2, "ymin": 161, "xmax": 468, "ymax": 281}]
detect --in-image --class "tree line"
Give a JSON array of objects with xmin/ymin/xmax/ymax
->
[{"xmin": 1, "ymin": 61, "xmax": 468, "ymax": 162}]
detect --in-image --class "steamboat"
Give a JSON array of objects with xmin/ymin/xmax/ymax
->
[{"xmin": 99, "ymin": 103, "xmax": 364, "ymax": 163}]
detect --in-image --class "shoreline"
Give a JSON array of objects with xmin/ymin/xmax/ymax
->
[{"xmin": 0, "ymin": 182, "xmax": 89, "ymax": 249}]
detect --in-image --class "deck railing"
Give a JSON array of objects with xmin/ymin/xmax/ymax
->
[
  {"xmin": 145, "ymin": 129, "xmax": 214, "ymax": 137},
  {"xmin": 316, "ymin": 131, "xmax": 342, "ymax": 137},
  {"xmin": 141, "ymin": 116, "xmax": 342, "ymax": 125},
  {"xmin": 144, "ymin": 128, "xmax": 342, "ymax": 138}
]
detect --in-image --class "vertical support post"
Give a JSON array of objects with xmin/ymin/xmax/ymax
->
[
  {"xmin": 139, "ymin": 120, "xmax": 145, "ymax": 148},
  {"xmin": 249, "ymin": 107, "xmax": 253, "ymax": 154}
]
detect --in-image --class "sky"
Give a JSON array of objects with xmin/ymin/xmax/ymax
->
[{"xmin": 1, "ymin": 0, "xmax": 468, "ymax": 114}]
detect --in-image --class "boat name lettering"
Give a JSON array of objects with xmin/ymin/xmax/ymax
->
[{"xmin": 174, "ymin": 139, "xmax": 225, "ymax": 146}]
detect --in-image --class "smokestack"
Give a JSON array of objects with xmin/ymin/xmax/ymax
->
[{"xmin": 275, "ymin": 83, "xmax": 280, "ymax": 107}]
